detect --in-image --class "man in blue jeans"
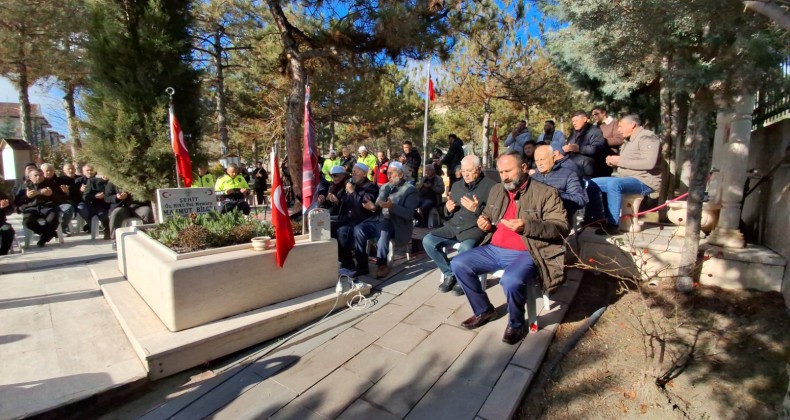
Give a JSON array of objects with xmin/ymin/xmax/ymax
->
[
  {"xmin": 422, "ymin": 155, "xmax": 495, "ymax": 295},
  {"xmin": 450, "ymin": 151, "xmax": 568, "ymax": 345},
  {"xmin": 584, "ymin": 114, "xmax": 662, "ymax": 234}
]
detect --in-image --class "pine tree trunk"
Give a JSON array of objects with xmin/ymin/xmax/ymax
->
[
  {"xmin": 63, "ymin": 81, "xmax": 81, "ymax": 162},
  {"xmin": 16, "ymin": 60, "xmax": 34, "ymax": 145},
  {"xmin": 481, "ymin": 98, "xmax": 491, "ymax": 168},
  {"xmin": 677, "ymin": 87, "xmax": 715, "ymax": 292},
  {"xmin": 658, "ymin": 60, "xmax": 672, "ymax": 221},
  {"xmin": 267, "ymin": 0, "xmax": 305, "ymax": 202},
  {"xmin": 214, "ymin": 29, "xmax": 229, "ymax": 154}
]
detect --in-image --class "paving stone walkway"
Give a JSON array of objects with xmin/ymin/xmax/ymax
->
[{"xmin": 108, "ymin": 258, "xmax": 582, "ymax": 419}]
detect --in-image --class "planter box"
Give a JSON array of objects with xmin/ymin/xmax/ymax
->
[{"xmin": 116, "ymin": 226, "xmax": 336, "ymax": 331}]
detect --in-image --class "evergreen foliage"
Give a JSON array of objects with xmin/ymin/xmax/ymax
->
[{"xmin": 81, "ymin": 0, "xmax": 203, "ymax": 200}]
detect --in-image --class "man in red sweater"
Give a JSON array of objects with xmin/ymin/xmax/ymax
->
[{"xmin": 450, "ymin": 151, "xmax": 568, "ymax": 344}]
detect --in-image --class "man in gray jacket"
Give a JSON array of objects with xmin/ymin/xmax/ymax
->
[
  {"xmin": 360, "ymin": 161, "xmax": 419, "ymax": 278},
  {"xmin": 584, "ymin": 114, "xmax": 662, "ymax": 233},
  {"xmin": 422, "ymin": 155, "xmax": 496, "ymax": 295}
]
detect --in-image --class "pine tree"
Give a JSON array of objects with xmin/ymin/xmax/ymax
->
[{"xmin": 81, "ymin": 0, "xmax": 202, "ymax": 200}]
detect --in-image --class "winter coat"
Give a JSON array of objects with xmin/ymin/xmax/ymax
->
[{"xmin": 431, "ymin": 174, "xmax": 497, "ymax": 243}]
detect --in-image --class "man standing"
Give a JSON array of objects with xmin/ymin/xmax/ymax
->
[
  {"xmin": 321, "ymin": 150, "xmax": 341, "ymax": 182},
  {"xmin": 339, "ymin": 147, "xmax": 357, "ymax": 174},
  {"xmin": 423, "ymin": 155, "xmax": 496, "ymax": 295},
  {"xmin": 214, "ymin": 164, "xmax": 251, "ymax": 215},
  {"xmin": 440, "ymin": 134, "xmax": 465, "ymax": 187},
  {"xmin": 505, "ymin": 120, "xmax": 532, "ymax": 154},
  {"xmin": 564, "ymin": 110, "xmax": 608, "ymax": 179},
  {"xmin": 357, "ymin": 146, "xmax": 378, "ymax": 180},
  {"xmin": 450, "ymin": 151, "xmax": 568, "ymax": 344},
  {"xmin": 192, "ymin": 166, "xmax": 216, "ymax": 188},
  {"xmin": 584, "ymin": 114, "xmax": 661, "ymax": 234},
  {"xmin": 335, "ymin": 163, "xmax": 379, "ymax": 277},
  {"xmin": 537, "ymin": 120, "xmax": 565, "ymax": 145},
  {"xmin": 374, "ymin": 151, "xmax": 390, "ymax": 187},
  {"xmin": 592, "ymin": 106, "xmax": 624, "ymax": 154},
  {"xmin": 402, "ymin": 141, "xmax": 422, "ymax": 183},
  {"xmin": 531, "ymin": 145, "xmax": 587, "ymax": 220},
  {"xmin": 415, "ymin": 164, "xmax": 445, "ymax": 228},
  {"xmin": 252, "ymin": 161, "xmax": 269, "ymax": 206},
  {"xmin": 360, "ymin": 161, "xmax": 418, "ymax": 278}
]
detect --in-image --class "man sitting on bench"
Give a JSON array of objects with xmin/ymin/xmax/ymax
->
[
  {"xmin": 450, "ymin": 151, "xmax": 568, "ymax": 345},
  {"xmin": 583, "ymin": 114, "xmax": 662, "ymax": 235}
]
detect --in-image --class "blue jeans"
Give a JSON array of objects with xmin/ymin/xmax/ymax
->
[
  {"xmin": 59, "ymin": 203, "xmax": 75, "ymax": 231},
  {"xmin": 585, "ymin": 177, "xmax": 652, "ymax": 226},
  {"xmin": 450, "ymin": 245, "xmax": 538, "ymax": 328},
  {"xmin": 422, "ymin": 233, "xmax": 476, "ymax": 277}
]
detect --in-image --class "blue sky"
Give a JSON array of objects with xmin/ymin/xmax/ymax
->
[{"xmin": 0, "ymin": 77, "xmax": 69, "ymax": 137}]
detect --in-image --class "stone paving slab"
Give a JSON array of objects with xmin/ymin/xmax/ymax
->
[{"xmin": 0, "ymin": 265, "xmax": 146, "ymax": 419}]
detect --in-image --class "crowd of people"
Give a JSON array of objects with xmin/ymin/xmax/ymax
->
[
  {"xmin": 310, "ymin": 109, "xmax": 661, "ymax": 346},
  {"xmin": 0, "ymin": 162, "xmax": 156, "ymax": 253}
]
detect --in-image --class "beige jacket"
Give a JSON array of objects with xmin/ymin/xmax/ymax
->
[{"xmin": 617, "ymin": 127, "xmax": 662, "ymax": 192}]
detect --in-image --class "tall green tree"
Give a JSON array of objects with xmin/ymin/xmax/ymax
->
[
  {"xmin": 543, "ymin": 0, "xmax": 788, "ymax": 290},
  {"xmin": 0, "ymin": 0, "xmax": 65, "ymax": 145},
  {"xmin": 81, "ymin": 0, "xmax": 202, "ymax": 200}
]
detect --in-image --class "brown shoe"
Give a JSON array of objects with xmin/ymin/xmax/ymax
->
[
  {"xmin": 502, "ymin": 325, "xmax": 527, "ymax": 345},
  {"xmin": 375, "ymin": 265, "xmax": 390, "ymax": 279},
  {"xmin": 461, "ymin": 308, "xmax": 497, "ymax": 330}
]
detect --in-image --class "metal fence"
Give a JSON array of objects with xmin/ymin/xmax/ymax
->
[{"xmin": 753, "ymin": 57, "xmax": 790, "ymax": 129}]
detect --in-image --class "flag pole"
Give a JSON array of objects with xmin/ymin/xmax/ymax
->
[
  {"xmin": 166, "ymin": 87, "xmax": 181, "ymax": 188},
  {"xmin": 422, "ymin": 61, "xmax": 430, "ymax": 173}
]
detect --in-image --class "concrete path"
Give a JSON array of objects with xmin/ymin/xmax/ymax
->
[
  {"xmin": 104, "ymin": 258, "xmax": 582, "ymax": 419},
  {"xmin": 0, "ymin": 264, "xmax": 147, "ymax": 419},
  {"xmin": 0, "ymin": 213, "xmax": 116, "ymax": 275}
]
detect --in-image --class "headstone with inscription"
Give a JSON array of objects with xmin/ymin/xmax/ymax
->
[
  {"xmin": 308, "ymin": 208, "xmax": 331, "ymax": 241},
  {"xmin": 156, "ymin": 188, "xmax": 217, "ymax": 221}
]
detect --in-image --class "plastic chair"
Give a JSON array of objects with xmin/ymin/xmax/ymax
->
[{"xmin": 24, "ymin": 224, "xmax": 65, "ymax": 248}]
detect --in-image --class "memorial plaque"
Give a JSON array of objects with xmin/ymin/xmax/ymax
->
[
  {"xmin": 156, "ymin": 188, "xmax": 216, "ymax": 221},
  {"xmin": 308, "ymin": 208, "xmax": 331, "ymax": 241}
]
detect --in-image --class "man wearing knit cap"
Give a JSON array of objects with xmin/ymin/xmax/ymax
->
[
  {"xmin": 357, "ymin": 146, "xmax": 378, "ymax": 181},
  {"xmin": 359, "ymin": 160, "xmax": 418, "ymax": 278},
  {"xmin": 335, "ymin": 162, "xmax": 380, "ymax": 276}
]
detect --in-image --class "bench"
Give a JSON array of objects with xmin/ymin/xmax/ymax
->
[
  {"xmin": 619, "ymin": 191, "xmax": 660, "ymax": 233},
  {"xmin": 449, "ymin": 243, "xmax": 550, "ymax": 332}
]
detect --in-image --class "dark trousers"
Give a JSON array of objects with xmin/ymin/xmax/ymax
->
[
  {"xmin": 109, "ymin": 205, "xmax": 154, "ymax": 239},
  {"xmin": 416, "ymin": 198, "xmax": 436, "ymax": 227},
  {"xmin": 451, "ymin": 244, "xmax": 538, "ymax": 329},
  {"xmin": 254, "ymin": 186, "xmax": 266, "ymax": 205},
  {"xmin": 0, "ymin": 223, "xmax": 14, "ymax": 255},
  {"xmin": 220, "ymin": 200, "xmax": 251, "ymax": 215},
  {"xmin": 336, "ymin": 219, "xmax": 388, "ymax": 274},
  {"xmin": 77, "ymin": 202, "xmax": 110, "ymax": 232},
  {"xmin": 23, "ymin": 209, "xmax": 59, "ymax": 244}
]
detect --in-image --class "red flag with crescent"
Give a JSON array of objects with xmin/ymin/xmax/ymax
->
[
  {"xmin": 169, "ymin": 104, "xmax": 193, "ymax": 187},
  {"xmin": 272, "ymin": 155, "xmax": 295, "ymax": 267}
]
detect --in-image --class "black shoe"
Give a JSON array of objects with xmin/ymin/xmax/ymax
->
[
  {"xmin": 451, "ymin": 283, "xmax": 465, "ymax": 296},
  {"xmin": 438, "ymin": 274, "xmax": 456, "ymax": 293},
  {"xmin": 594, "ymin": 224, "xmax": 620, "ymax": 236},
  {"xmin": 37, "ymin": 238, "xmax": 46, "ymax": 248},
  {"xmin": 502, "ymin": 325, "xmax": 527, "ymax": 345},
  {"xmin": 461, "ymin": 307, "xmax": 497, "ymax": 329},
  {"xmin": 82, "ymin": 225, "xmax": 91, "ymax": 233}
]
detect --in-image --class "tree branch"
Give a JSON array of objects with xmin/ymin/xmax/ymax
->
[{"xmin": 743, "ymin": 0, "xmax": 790, "ymax": 31}]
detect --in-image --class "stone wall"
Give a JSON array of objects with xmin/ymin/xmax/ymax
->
[{"xmin": 742, "ymin": 119, "xmax": 790, "ymax": 305}]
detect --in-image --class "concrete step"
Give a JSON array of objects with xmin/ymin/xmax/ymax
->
[{"xmin": 91, "ymin": 264, "xmax": 372, "ymax": 380}]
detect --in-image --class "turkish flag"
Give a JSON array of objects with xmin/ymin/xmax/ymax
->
[
  {"xmin": 302, "ymin": 86, "xmax": 319, "ymax": 212},
  {"xmin": 272, "ymin": 154, "xmax": 295, "ymax": 268},
  {"xmin": 169, "ymin": 105, "xmax": 193, "ymax": 187},
  {"xmin": 428, "ymin": 78, "xmax": 436, "ymax": 101},
  {"xmin": 492, "ymin": 122, "xmax": 499, "ymax": 160}
]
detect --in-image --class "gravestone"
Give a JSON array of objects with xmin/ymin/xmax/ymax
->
[
  {"xmin": 156, "ymin": 188, "xmax": 216, "ymax": 221},
  {"xmin": 308, "ymin": 208, "xmax": 331, "ymax": 241}
]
